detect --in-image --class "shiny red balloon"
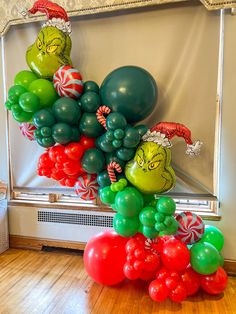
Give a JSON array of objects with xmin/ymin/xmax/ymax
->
[
  {"xmin": 149, "ymin": 279, "xmax": 169, "ymax": 302},
  {"xmin": 201, "ymin": 267, "xmax": 228, "ymax": 295},
  {"xmin": 181, "ymin": 267, "xmax": 201, "ymax": 296},
  {"xmin": 161, "ymin": 238, "xmax": 190, "ymax": 272},
  {"xmin": 169, "ymin": 282, "xmax": 187, "ymax": 303},
  {"xmin": 64, "ymin": 142, "xmax": 85, "ymax": 161},
  {"xmin": 80, "ymin": 135, "xmax": 96, "ymax": 150},
  {"xmin": 84, "ymin": 231, "xmax": 128, "ymax": 286}
]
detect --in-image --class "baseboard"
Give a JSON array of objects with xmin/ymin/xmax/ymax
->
[
  {"xmin": 9, "ymin": 235, "xmax": 236, "ymax": 275},
  {"xmin": 9, "ymin": 235, "xmax": 86, "ymax": 251}
]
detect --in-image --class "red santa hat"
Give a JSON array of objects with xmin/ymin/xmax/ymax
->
[{"xmin": 142, "ymin": 122, "xmax": 202, "ymax": 157}]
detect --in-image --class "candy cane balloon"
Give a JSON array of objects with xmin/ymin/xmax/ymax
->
[
  {"xmin": 107, "ymin": 161, "xmax": 122, "ymax": 183},
  {"xmin": 96, "ymin": 106, "xmax": 111, "ymax": 130}
]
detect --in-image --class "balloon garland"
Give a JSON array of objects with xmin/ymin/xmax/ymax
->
[{"xmin": 5, "ymin": 0, "xmax": 228, "ymax": 303}]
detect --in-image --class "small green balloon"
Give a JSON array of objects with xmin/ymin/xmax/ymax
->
[
  {"xmin": 96, "ymin": 134, "xmax": 115, "ymax": 153},
  {"xmin": 199, "ymin": 225, "xmax": 224, "ymax": 251},
  {"xmin": 79, "ymin": 112, "xmax": 104, "ymax": 138},
  {"xmin": 142, "ymin": 225, "xmax": 159, "ymax": 238},
  {"xmin": 19, "ymin": 92, "xmax": 41, "ymax": 113},
  {"xmin": 105, "ymin": 152, "xmax": 125, "ymax": 169},
  {"xmin": 81, "ymin": 148, "xmax": 105, "ymax": 174},
  {"xmin": 83, "ymin": 81, "xmax": 99, "ymax": 94},
  {"xmin": 80, "ymin": 92, "xmax": 101, "ymax": 113},
  {"xmin": 52, "ymin": 123, "xmax": 72, "ymax": 144},
  {"xmin": 4, "ymin": 101, "xmax": 12, "ymax": 110},
  {"xmin": 52, "ymin": 97, "xmax": 81, "ymax": 125},
  {"xmin": 156, "ymin": 197, "xmax": 176, "ymax": 215},
  {"xmin": 106, "ymin": 112, "xmax": 127, "ymax": 130},
  {"xmin": 139, "ymin": 207, "xmax": 156, "ymax": 227},
  {"xmin": 12, "ymin": 110, "xmax": 33, "ymax": 123},
  {"xmin": 114, "ymin": 129, "xmax": 125, "ymax": 140},
  {"xmin": 113, "ymin": 213, "xmax": 140, "ymax": 237},
  {"xmin": 115, "ymin": 187, "xmax": 144, "ymax": 217},
  {"xmin": 116, "ymin": 147, "xmax": 136, "ymax": 161},
  {"xmin": 97, "ymin": 171, "xmax": 111, "ymax": 187},
  {"xmin": 123, "ymin": 127, "xmax": 141, "ymax": 148},
  {"xmin": 190, "ymin": 242, "xmax": 220, "ymax": 275},
  {"xmin": 14, "ymin": 70, "xmax": 38, "ymax": 89},
  {"xmin": 33, "ymin": 109, "xmax": 56, "ymax": 128},
  {"xmin": 41, "ymin": 136, "xmax": 55, "ymax": 147},
  {"xmin": 135, "ymin": 124, "xmax": 148, "ymax": 137},
  {"xmin": 99, "ymin": 186, "xmax": 116, "ymax": 205},
  {"xmin": 40, "ymin": 127, "xmax": 52, "ymax": 137},
  {"xmin": 28, "ymin": 79, "xmax": 58, "ymax": 108},
  {"xmin": 8, "ymin": 85, "xmax": 27, "ymax": 104}
]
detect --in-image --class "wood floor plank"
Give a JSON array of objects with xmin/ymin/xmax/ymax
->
[{"xmin": 0, "ymin": 249, "xmax": 235, "ymax": 314}]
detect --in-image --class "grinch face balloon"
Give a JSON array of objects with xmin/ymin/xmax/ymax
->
[
  {"xmin": 26, "ymin": 26, "xmax": 72, "ymax": 79},
  {"xmin": 125, "ymin": 141, "xmax": 176, "ymax": 194}
]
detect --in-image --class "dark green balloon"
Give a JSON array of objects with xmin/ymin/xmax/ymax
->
[
  {"xmin": 190, "ymin": 242, "xmax": 220, "ymax": 275},
  {"xmin": 80, "ymin": 92, "xmax": 101, "ymax": 113},
  {"xmin": 199, "ymin": 225, "xmax": 224, "ymax": 251},
  {"xmin": 79, "ymin": 113, "xmax": 104, "ymax": 138},
  {"xmin": 33, "ymin": 109, "xmax": 56, "ymax": 127},
  {"xmin": 97, "ymin": 171, "xmax": 111, "ymax": 187},
  {"xmin": 99, "ymin": 186, "xmax": 116, "ymax": 205},
  {"xmin": 115, "ymin": 187, "xmax": 144, "ymax": 217},
  {"xmin": 106, "ymin": 112, "xmax": 127, "ymax": 130},
  {"xmin": 156, "ymin": 197, "xmax": 176, "ymax": 215},
  {"xmin": 113, "ymin": 213, "xmax": 140, "ymax": 237},
  {"xmin": 135, "ymin": 124, "xmax": 148, "ymax": 137},
  {"xmin": 81, "ymin": 148, "xmax": 105, "ymax": 174},
  {"xmin": 123, "ymin": 127, "xmax": 141, "ymax": 148},
  {"xmin": 100, "ymin": 66, "xmax": 158, "ymax": 123},
  {"xmin": 105, "ymin": 152, "xmax": 125, "ymax": 169},
  {"xmin": 52, "ymin": 123, "xmax": 72, "ymax": 144},
  {"xmin": 96, "ymin": 134, "xmax": 115, "ymax": 153},
  {"xmin": 116, "ymin": 147, "xmax": 135, "ymax": 161},
  {"xmin": 139, "ymin": 207, "xmax": 156, "ymax": 227},
  {"xmin": 52, "ymin": 97, "xmax": 81, "ymax": 125},
  {"xmin": 19, "ymin": 92, "xmax": 41, "ymax": 113},
  {"xmin": 71, "ymin": 127, "xmax": 80, "ymax": 142},
  {"xmin": 8, "ymin": 85, "xmax": 27, "ymax": 104},
  {"xmin": 83, "ymin": 81, "xmax": 99, "ymax": 94}
]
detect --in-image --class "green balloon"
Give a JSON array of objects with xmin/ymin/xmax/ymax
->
[
  {"xmin": 96, "ymin": 134, "xmax": 116, "ymax": 153},
  {"xmin": 142, "ymin": 225, "xmax": 159, "ymax": 238},
  {"xmin": 52, "ymin": 123, "xmax": 72, "ymax": 144},
  {"xmin": 199, "ymin": 225, "xmax": 224, "ymax": 251},
  {"xmin": 33, "ymin": 109, "xmax": 56, "ymax": 127},
  {"xmin": 106, "ymin": 112, "xmax": 127, "ymax": 130},
  {"xmin": 79, "ymin": 113, "xmax": 104, "ymax": 138},
  {"xmin": 52, "ymin": 97, "xmax": 81, "ymax": 125},
  {"xmin": 71, "ymin": 127, "xmax": 80, "ymax": 142},
  {"xmin": 123, "ymin": 127, "xmax": 141, "ymax": 148},
  {"xmin": 156, "ymin": 197, "xmax": 176, "ymax": 215},
  {"xmin": 105, "ymin": 152, "xmax": 125, "ymax": 169},
  {"xmin": 80, "ymin": 92, "xmax": 101, "ymax": 113},
  {"xmin": 4, "ymin": 101, "xmax": 12, "ymax": 110},
  {"xmin": 99, "ymin": 186, "xmax": 116, "ymax": 205},
  {"xmin": 14, "ymin": 70, "xmax": 38, "ymax": 89},
  {"xmin": 81, "ymin": 148, "xmax": 105, "ymax": 174},
  {"xmin": 12, "ymin": 110, "xmax": 33, "ymax": 123},
  {"xmin": 40, "ymin": 127, "xmax": 52, "ymax": 137},
  {"xmin": 97, "ymin": 171, "xmax": 111, "ymax": 187},
  {"xmin": 114, "ymin": 129, "xmax": 125, "ymax": 140},
  {"xmin": 83, "ymin": 81, "xmax": 99, "ymax": 94},
  {"xmin": 28, "ymin": 79, "xmax": 58, "ymax": 108},
  {"xmin": 100, "ymin": 66, "xmax": 158, "ymax": 123},
  {"xmin": 115, "ymin": 187, "xmax": 144, "ymax": 217},
  {"xmin": 135, "ymin": 124, "xmax": 148, "ymax": 137},
  {"xmin": 190, "ymin": 242, "xmax": 220, "ymax": 275},
  {"xmin": 113, "ymin": 213, "xmax": 140, "ymax": 237},
  {"xmin": 139, "ymin": 207, "xmax": 156, "ymax": 227},
  {"xmin": 116, "ymin": 147, "xmax": 135, "ymax": 161},
  {"xmin": 8, "ymin": 85, "xmax": 27, "ymax": 104},
  {"xmin": 11, "ymin": 104, "xmax": 22, "ymax": 115},
  {"xmin": 19, "ymin": 92, "xmax": 41, "ymax": 113}
]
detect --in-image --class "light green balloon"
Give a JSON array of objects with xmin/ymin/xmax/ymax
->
[
  {"xmin": 28, "ymin": 79, "xmax": 58, "ymax": 108},
  {"xmin": 14, "ymin": 70, "xmax": 38, "ymax": 89}
]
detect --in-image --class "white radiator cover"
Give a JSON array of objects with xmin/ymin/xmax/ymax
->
[
  {"xmin": 9, "ymin": 206, "xmax": 114, "ymax": 244},
  {"xmin": 0, "ymin": 200, "xmax": 9, "ymax": 253}
]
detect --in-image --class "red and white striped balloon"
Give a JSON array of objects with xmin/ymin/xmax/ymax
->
[
  {"xmin": 19, "ymin": 123, "xmax": 36, "ymax": 141},
  {"xmin": 75, "ymin": 174, "xmax": 99, "ymax": 201},
  {"xmin": 53, "ymin": 65, "xmax": 84, "ymax": 99},
  {"xmin": 175, "ymin": 211, "xmax": 204, "ymax": 245}
]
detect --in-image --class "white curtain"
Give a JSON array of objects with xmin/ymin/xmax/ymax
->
[{"xmin": 4, "ymin": 4, "xmax": 220, "ymax": 195}]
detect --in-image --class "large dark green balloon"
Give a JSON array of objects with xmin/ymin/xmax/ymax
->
[
  {"xmin": 52, "ymin": 97, "xmax": 81, "ymax": 125},
  {"xmin": 100, "ymin": 66, "xmax": 158, "ymax": 123},
  {"xmin": 79, "ymin": 113, "xmax": 104, "ymax": 138},
  {"xmin": 80, "ymin": 92, "xmax": 101, "ymax": 113},
  {"xmin": 33, "ymin": 109, "xmax": 56, "ymax": 127},
  {"xmin": 81, "ymin": 148, "xmax": 105, "ymax": 174}
]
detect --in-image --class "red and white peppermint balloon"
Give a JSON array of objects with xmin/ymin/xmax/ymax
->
[
  {"xmin": 19, "ymin": 123, "xmax": 36, "ymax": 141},
  {"xmin": 75, "ymin": 174, "xmax": 98, "ymax": 201},
  {"xmin": 175, "ymin": 211, "xmax": 204, "ymax": 245},
  {"xmin": 53, "ymin": 65, "xmax": 84, "ymax": 99}
]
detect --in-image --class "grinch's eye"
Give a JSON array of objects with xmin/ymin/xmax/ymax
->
[
  {"xmin": 37, "ymin": 38, "xmax": 42, "ymax": 50},
  {"xmin": 47, "ymin": 45, "xmax": 58, "ymax": 54},
  {"xmin": 148, "ymin": 161, "xmax": 160, "ymax": 170},
  {"xmin": 136, "ymin": 155, "xmax": 144, "ymax": 167}
]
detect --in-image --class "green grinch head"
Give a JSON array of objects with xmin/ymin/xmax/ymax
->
[{"xmin": 26, "ymin": 0, "xmax": 73, "ymax": 79}]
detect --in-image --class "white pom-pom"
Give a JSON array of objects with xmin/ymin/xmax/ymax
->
[{"xmin": 186, "ymin": 140, "xmax": 203, "ymax": 157}]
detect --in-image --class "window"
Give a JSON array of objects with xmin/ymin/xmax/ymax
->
[{"xmin": 1, "ymin": 4, "xmax": 223, "ymax": 218}]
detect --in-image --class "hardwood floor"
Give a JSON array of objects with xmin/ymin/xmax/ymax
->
[{"xmin": 0, "ymin": 249, "xmax": 235, "ymax": 314}]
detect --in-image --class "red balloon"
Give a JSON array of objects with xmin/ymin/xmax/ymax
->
[
  {"xmin": 49, "ymin": 145, "xmax": 65, "ymax": 162},
  {"xmin": 161, "ymin": 238, "xmax": 190, "ymax": 272},
  {"xmin": 79, "ymin": 135, "xmax": 96, "ymax": 150},
  {"xmin": 169, "ymin": 283, "xmax": 187, "ymax": 303},
  {"xmin": 139, "ymin": 270, "xmax": 156, "ymax": 281},
  {"xmin": 201, "ymin": 267, "xmax": 228, "ymax": 295},
  {"xmin": 84, "ymin": 231, "xmax": 128, "ymax": 286},
  {"xmin": 149, "ymin": 279, "xmax": 169, "ymax": 302},
  {"xmin": 63, "ymin": 160, "xmax": 81, "ymax": 176},
  {"xmin": 64, "ymin": 142, "xmax": 85, "ymax": 161},
  {"xmin": 38, "ymin": 152, "xmax": 54, "ymax": 168},
  {"xmin": 181, "ymin": 267, "xmax": 201, "ymax": 296},
  {"xmin": 123, "ymin": 263, "xmax": 141, "ymax": 280}
]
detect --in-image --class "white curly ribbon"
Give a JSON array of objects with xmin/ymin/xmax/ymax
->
[
  {"xmin": 142, "ymin": 130, "xmax": 172, "ymax": 148},
  {"xmin": 186, "ymin": 140, "xmax": 203, "ymax": 157},
  {"xmin": 42, "ymin": 18, "xmax": 72, "ymax": 34}
]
